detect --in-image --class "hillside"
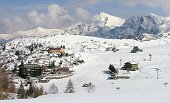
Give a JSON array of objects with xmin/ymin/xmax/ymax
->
[
  {"xmin": 1, "ymin": 13, "xmax": 170, "ymax": 102},
  {"xmin": 1, "ymin": 34, "xmax": 170, "ymax": 103},
  {"xmin": 0, "ymin": 27, "xmax": 64, "ymax": 42}
]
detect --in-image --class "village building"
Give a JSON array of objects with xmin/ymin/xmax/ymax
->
[
  {"xmin": 131, "ymin": 46, "xmax": 143, "ymax": 53},
  {"xmin": 106, "ymin": 46, "xmax": 119, "ymax": 52},
  {"xmin": 15, "ymin": 50, "xmax": 25, "ymax": 55},
  {"xmin": 24, "ymin": 64, "xmax": 44, "ymax": 77},
  {"xmin": 122, "ymin": 62, "xmax": 139, "ymax": 71},
  {"xmin": 56, "ymin": 67, "xmax": 70, "ymax": 75},
  {"xmin": 47, "ymin": 47, "xmax": 65, "ymax": 54},
  {"xmin": 40, "ymin": 67, "xmax": 71, "ymax": 81}
]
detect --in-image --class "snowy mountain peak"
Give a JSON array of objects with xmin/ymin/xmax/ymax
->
[
  {"xmin": 36, "ymin": 26, "xmax": 44, "ymax": 30},
  {"xmin": 95, "ymin": 12, "xmax": 125, "ymax": 27},
  {"xmin": 147, "ymin": 13, "xmax": 160, "ymax": 17}
]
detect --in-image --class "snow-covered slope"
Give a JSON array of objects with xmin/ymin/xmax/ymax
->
[
  {"xmin": 0, "ymin": 27, "xmax": 64, "ymax": 41},
  {"xmin": 1, "ymin": 34, "xmax": 170, "ymax": 103}
]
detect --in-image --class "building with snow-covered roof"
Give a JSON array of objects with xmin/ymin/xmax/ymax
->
[
  {"xmin": 47, "ymin": 47, "xmax": 65, "ymax": 53},
  {"xmin": 122, "ymin": 62, "xmax": 139, "ymax": 71}
]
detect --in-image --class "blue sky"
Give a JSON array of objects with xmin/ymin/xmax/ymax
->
[
  {"xmin": 0, "ymin": 0, "xmax": 168, "ymax": 33},
  {"xmin": 0, "ymin": 0, "xmax": 166, "ymax": 17}
]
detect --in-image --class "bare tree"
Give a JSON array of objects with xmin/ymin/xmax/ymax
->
[
  {"xmin": 48, "ymin": 83, "xmax": 58, "ymax": 94},
  {"xmin": 86, "ymin": 83, "xmax": 96, "ymax": 93},
  {"xmin": 0, "ymin": 67, "xmax": 16, "ymax": 100},
  {"xmin": 17, "ymin": 83, "xmax": 26, "ymax": 99},
  {"xmin": 64, "ymin": 79, "xmax": 75, "ymax": 93},
  {"xmin": 33, "ymin": 86, "xmax": 44, "ymax": 98},
  {"xmin": 8, "ymin": 83, "xmax": 16, "ymax": 93}
]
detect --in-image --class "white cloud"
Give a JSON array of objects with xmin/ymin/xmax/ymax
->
[
  {"xmin": 75, "ymin": 7, "xmax": 92, "ymax": 22},
  {"xmin": 0, "ymin": 4, "xmax": 93, "ymax": 33},
  {"xmin": 28, "ymin": 10, "xmax": 44, "ymax": 25},
  {"xmin": 68, "ymin": 0, "xmax": 102, "ymax": 5},
  {"xmin": 47, "ymin": 4, "xmax": 65, "ymax": 19},
  {"xmin": 120, "ymin": 0, "xmax": 170, "ymax": 15}
]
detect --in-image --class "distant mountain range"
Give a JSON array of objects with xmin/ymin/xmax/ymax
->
[
  {"xmin": 0, "ymin": 27, "xmax": 64, "ymax": 43},
  {"xmin": 1, "ymin": 12, "xmax": 170, "ymax": 43},
  {"xmin": 109, "ymin": 13, "xmax": 170, "ymax": 39}
]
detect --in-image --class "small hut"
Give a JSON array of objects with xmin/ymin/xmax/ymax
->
[
  {"xmin": 131, "ymin": 46, "xmax": 143, "ymax": 53},
  {"xmin": 122, "ymin": 62, "xmax": 139, "ymax": 71}
]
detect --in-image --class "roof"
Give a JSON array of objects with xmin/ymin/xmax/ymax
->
[
  {"xmin": 48, "ymin": 47, "xmax": 62, "ymax": 50},
  {"xmin": 57, "ymin": 67, "xmax": 69, "ymax": 70},
  {"xmin": 29, "ymin": 77, "xmax": 38, "ymax": 80},
  {"xmin": 125, "ymin": 61, "xmax": 138, "ymax": 64}
]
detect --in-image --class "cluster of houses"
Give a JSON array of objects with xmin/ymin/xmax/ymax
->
[{"xmin": 12, "ymin": 46, "xmax": 80, "ymax": 84}]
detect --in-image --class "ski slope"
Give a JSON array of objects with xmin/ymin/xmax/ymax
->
[{"xmin": 1, "ymin": 38, "xmax": 170, "ymax": 103}]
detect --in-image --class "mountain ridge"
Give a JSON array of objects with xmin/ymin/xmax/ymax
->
[{"xmin": 2, "ymin": 12, "xmax": 170, "ymax": 42}]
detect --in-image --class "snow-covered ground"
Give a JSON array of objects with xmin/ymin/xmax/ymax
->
[{"xmin": 1, "ymin": 34, "xmax": 170, "ymax": 103}]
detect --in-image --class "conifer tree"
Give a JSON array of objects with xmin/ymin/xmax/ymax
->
[
  {"xmin": 48, "ymin": 83, "xmax": 58, "ymax": 94},
  {"xmin": 64, "ymin": 79, "xmax": 75, "ymax": 93},
  {"xmin": 18, "ymin": 61, "xmax": 27, "ymax": 78},
  {"xmin": 108, "ymin": 64, "xmax": 117, "ymax": 73}
]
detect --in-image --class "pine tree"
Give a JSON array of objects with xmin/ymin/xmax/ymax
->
[
  {"xmin": 64, "ymin": 79, "xmax": 75, "ymax": 93},
  {"xmin": 51, "ymin": 61, "xmax": 55, "ymax": 68},
  {"xmin": 108, "ymin": 64, "xmax": 117, "ymax": 73},
  {"xmin": 48, "ymin": 83, "xmax": 58, "ymax": 94},
  {"xmin": 2, "ymin": 44, "xmax": 6, "ymax": 51},
  {"xmin": 18, "ymin": 61, "xmax": 27, "ymax": 78},
  {"xmin": 48, "ymin": 62, "xmax": 51, "ymax": 68}
]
